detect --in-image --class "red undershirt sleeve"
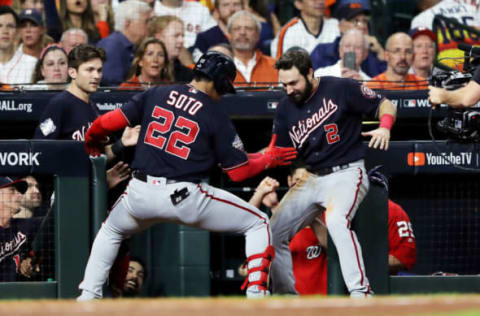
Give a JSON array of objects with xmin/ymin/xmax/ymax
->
[
  {"xmin": 226, "ymin": 154, "xmax": 269, "ymax": 182},
  {"xmin": 88, "ymin": 108, "xmax": 128, "ymax": 140}
]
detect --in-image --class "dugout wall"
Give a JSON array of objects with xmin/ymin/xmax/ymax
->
[{"xmin": 2, "ymin": 90, "xmax": 480, "ymax": 298}]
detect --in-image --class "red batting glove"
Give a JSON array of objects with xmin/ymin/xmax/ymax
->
[
  {"xmin": 264, "ymin": 134, "xmax": 297, "ymax": 169},
  {"xmin": 84, "ymin": 129, "xmax": 107, "ymax": 157}
]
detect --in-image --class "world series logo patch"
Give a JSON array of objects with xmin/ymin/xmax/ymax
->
[{"xmin": 360, "ymin": 85, "xmax": 377, "ymax": 99}]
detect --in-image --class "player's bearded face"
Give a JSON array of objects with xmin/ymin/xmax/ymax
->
[
  {"xmin": 122, "ymin": 262, "xmax": 144, "ymax": 296},
  {"xmin": 288, "ymin": 75, "xmax": 313, "ymax": 105}
]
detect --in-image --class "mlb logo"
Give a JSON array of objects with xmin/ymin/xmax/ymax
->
[{"xmin": 267, "ymin": 101, "xmax": 278, "ymax": 110}]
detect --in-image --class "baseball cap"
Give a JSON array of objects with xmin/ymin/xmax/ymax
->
[
  {"xmin": 335, "ymin": 2, "xmax": 370, "ymax": 21},
  {"xmin": 408, "ymin": 27, "xmax": 436, "ymax": 42},
  {"xmin": 19, "ymin": 8, "xmax": 43, "ymax": 26},
  {"xmin": 0, "ymin": 177, "xmax": 28, "ymax": 194}
]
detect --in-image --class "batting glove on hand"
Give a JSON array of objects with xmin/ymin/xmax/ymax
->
[
  {"xmin": 84, "ymin": 129, "xmax": 108, "ymax": 157},
  {"xmin": 264, "ymin": 134, "xmax": 297, "ymax": 169}
]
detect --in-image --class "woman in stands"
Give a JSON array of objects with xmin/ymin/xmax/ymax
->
[
  {"xmin": 148, "ymin": 16, "xmax": 193, "ymax": 83},
  {"xmin": 44, "ymin": 0, "xmax": 107, "ymax": 43},
  {"xmin": 119, "ymin": 37, "xmax": 173, "ymax": 90},
  {"xmin": 30, "ymin": 44, "xmax": 69, "ymax": 90}
]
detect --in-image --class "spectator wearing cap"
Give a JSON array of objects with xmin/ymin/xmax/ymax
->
[
  {"xmin": 0, "ymin": 176, "xmax": 43, "ymax": 282},
  {"xmin": 408, "ymin": 27, "xmax": 436, "ymax": 79},
  {"xmin": 228, "ymin": 10, "xmax": 278, "ymax": 86},
  {"xmin": 0, "ymin": 6, "xmax": 37, "ymax": 84},
  {"xmin": 310, "ymin": 2, "xmax": 386, "ymax": 78},
  {"xmin": 18, "ymin": 8, "xmax": 53, "ymax": 59},
  {"xmin": 367, "ymin": 32, "xmax": 427, "ymax": 91},
  {"xmin": 270, "ymin": 0, "xmax": 340, "ymax": 59},
  {"xmin": 314, "ymin": 28, "xmax": 370, "ymax": 81}
]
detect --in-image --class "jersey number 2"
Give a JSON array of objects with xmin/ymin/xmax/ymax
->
[
  {"xmin": 324, "ymin": 123, "xmax": 340, "ymax": 144},
  {"xmin": 145, "ymin": 106, "xmax": 199, "ymax": 160}
]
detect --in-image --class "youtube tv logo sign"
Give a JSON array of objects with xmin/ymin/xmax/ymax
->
[{"xmin": 407, "ymin": 152, "xmax": 425, "ymax": 166}]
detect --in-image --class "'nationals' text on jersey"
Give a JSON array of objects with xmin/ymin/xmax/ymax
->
[
  {"xmin": 120, "ymin": 84, "xmax": 248, "ymax": 182},
  {"xmin": 273, "ymin": 77, "xmax": 385, "ymax": 170}
]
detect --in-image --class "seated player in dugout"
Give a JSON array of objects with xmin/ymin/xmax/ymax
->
[
  {"xmin": 13, "ymin": 175, "xmax": 42, "ymax": 219},
  {"xmin": 243, "ymin": 164, "xmax": 328, "ymax": 295},
  {"xmin": 77, "ymin": 51, "xmax": 298, "ymax": 300},
  {"xmin": 367, "ymin": 166, "xmax": 416, "ymax": 275},
  {"xmin": 243, "ymin": 165, "xmax": 416, "ymax": 294},
  {"xmin": 107, "ymin": 255, "xmax": 146, "ymax": 298},
  {"xmin": 0, "ymin": 177, "xmax": 44, "ymax": 282}
]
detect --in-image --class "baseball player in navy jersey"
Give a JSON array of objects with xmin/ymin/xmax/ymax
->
[
  {"xmin": 34, "ymin": 44, "xmax": 139, "ymax": 167},
  {"xmin": 0, "ymin": 177, "xmax": 43, "ymax": 281},
  {"xmin": 76, "ymin": 51, "xmax": 297, "ymax": 300},
  {"xmin": 269, "ymin": 49, "xmax": 397, "ymax": 297}
]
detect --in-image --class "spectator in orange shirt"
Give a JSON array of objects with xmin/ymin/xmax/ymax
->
[
  {"xmin": 228, "ymin": 10, "xmax": 278, "ymax": 88},
  {"xmin": 119, "ymin": 37, "xmax": 174, "ymax": 90},
  {"xmin": 367, "ymin": 32, "xmax": 427, "ymax": 91}
]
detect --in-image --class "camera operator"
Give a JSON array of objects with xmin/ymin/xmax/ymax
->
[{"xmin": 428, "ymin": 67, "xmax": 480, "ymax": 108}]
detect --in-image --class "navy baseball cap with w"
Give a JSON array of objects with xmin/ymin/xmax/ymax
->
[{"xmin": 0, "ymin": 176, "xmax": 28, "ymax": 194}]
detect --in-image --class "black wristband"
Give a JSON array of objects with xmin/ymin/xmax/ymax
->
[{"xmin": 111, "ymin": 139, "xmax": 125, "ymax": 156}]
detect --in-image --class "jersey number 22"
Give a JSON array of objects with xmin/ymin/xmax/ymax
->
[{"xmin": 145, "ymin": 106, "xmax": 200, "ymax": 159}]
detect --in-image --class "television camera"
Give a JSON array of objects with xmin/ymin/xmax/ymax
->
[{"xmin": 430, "ymin": 43, "xmax": 480, "ymax": 142}]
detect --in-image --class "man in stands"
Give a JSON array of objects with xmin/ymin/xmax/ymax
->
[
  {"xmin": 310, "ymin": 2, "xmax": 386, "ymax": 78},
  {"xmin": 367, "ymin": 32, "xmax": 427, "ymax": 90},
  {"xmin": 0, "ymin": 6, "xmax": 37, "ymax": 85},
  {"xmin": 97, "ymin": 0, "xmax": 151, "ymax": 86},
  {"xmin": 228, "ymin": 10, "xmax": 278, "ymax": 85}
]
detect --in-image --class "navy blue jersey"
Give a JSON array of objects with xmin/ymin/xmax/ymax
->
[
  {"xmin": 0, "ymin": 218, "xmax": 41, "ymax": 282},
  {"xmin": 273, "ymin": 77, "xmax": 384, "ymax": 169},
  {"xmin": 34, "ymin": 91, "xmax": 99, "ymax": 141},
  {"xmin": 121, "ymin": 84, "xmax": 248, "ymax": 182}
]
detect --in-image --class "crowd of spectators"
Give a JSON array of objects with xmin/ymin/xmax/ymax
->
[{"xmin": 1, "ymin": 0, "xmax": 478, "ymax": 90}]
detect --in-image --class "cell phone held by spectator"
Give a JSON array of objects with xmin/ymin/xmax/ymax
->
[{"xmin": 344, "ymin": 52, "xmax": 356, "ymax": 70}]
